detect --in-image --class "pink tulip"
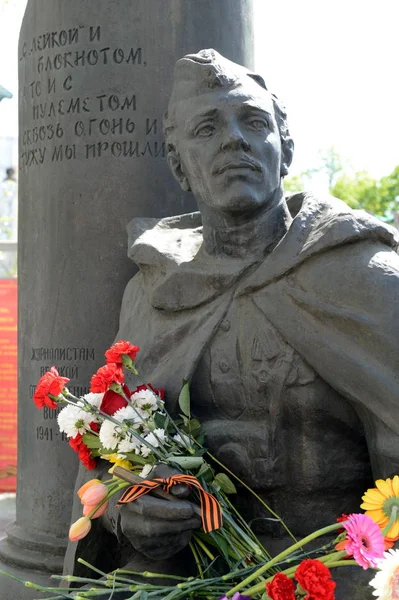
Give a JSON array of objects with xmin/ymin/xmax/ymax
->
[
  {"xmin": 69, "ymin": 517, "xmax": 91, "ymax": 541},
  {"xmin": 77, "ymin": 478, "xmax": 102, "ymax": 499},
  {"xmin": 81, "ymin": 483, "xmax": 108, "ymax": 506},
  {"xmin": 83, "ymin": 500, "xmax": 109, "ymax": 519}
]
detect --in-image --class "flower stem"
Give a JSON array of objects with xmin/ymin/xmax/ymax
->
[
  {"xmin": 112, "ymin": 569, "xmax": 191, "ymax": 581},
  {"xmin": 323, "ymin": 550, "xmax": 347, "ymax": 564},
  {"xmin": 77, "ymin": 557, "xmax": 108, "ymax": 578},
  {"xmin": 325, "ymin": 560, "xmax": 358, "ymax": 567},
  {"xmin": 225, "ymin": 521, "xmax": 344, "ymax": 597},
  {"xmin": 192, "ymin": 533, "xmax": 216, "ymax": 561},
  {"xmin": 190, "ymin": 540, "xmax": 204, "ymax": 578},
  {"xmin": 382, "ymin": 505, "xmax": 398, "ymax": 536}
]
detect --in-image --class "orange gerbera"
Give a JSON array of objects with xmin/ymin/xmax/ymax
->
[{"xmin": 360, "ymin": 476, "xmax": 399, "ymax": 540}]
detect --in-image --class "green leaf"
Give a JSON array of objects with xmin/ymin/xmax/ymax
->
[
  {"xmin": 82, "ymin": 433, "xmax": 102, "ymax": 449},
  {"xmin": 123, "ymin": 453, "xmax": 148, "ymax": 465},
  {"xmin": 182, "ymin": 418, "xmax": 201, "ymax": 437},
  {"xmin": 178, "ymin": 379, "xmax": 190, "ymax": 418},
  {"xmin": 182, "ymin": 415, "xmax": 190, "ymax": 427},
  {"xmin": 213, "ymin": 473, "xmax": 237, "ymax": 494},
  {"xmin": 153, "ymin": 411, "xmax": 168, "ymax": 429},
  {"xmin": 189, "ymin": 418, "xmax": 201, "ymax": 436},
  {"xmin": 194, "ymin": 447, "xmax": 207, "ymax": 457},
  {"xmin": 210, "ymin": 531, "xmax": 230, "ymax": 561},
  {"xmin": 169, "ymin": 456, "xmax": 204, "ymax": 469},
  {"xmin": 195, "ymin": 433, "xmax": 206, "ymax": 446},
  {"xmin": 98, "ymin": 446, "xmax": 119, "ymax": 455},
  {"xmin": 196, "ymin": 462, "xmax": 214, "ymax": 483}
]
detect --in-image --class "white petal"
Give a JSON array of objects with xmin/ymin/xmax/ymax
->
[
  {"xmin": 140, "ymin": 445, "xmax": 151, "ymax": 458},
  {"xmin": 139, "ymin": 464, "xmax": 153, "ymax": 479},
  {"xmin": 82, "ymin": 392, "xmax": 104, "ymax": 408},
  {"xmin": 99, "ymin": 420, "xmax": 120, "ymax": 450},
  {"xmin": 57, "ymin": 404, "xmax": 92, "ymax": 437}
]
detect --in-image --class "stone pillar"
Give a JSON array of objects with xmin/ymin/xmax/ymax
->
[{"xmin": 0, "ymin": 1, "xmax": 254, "ymax": 597}]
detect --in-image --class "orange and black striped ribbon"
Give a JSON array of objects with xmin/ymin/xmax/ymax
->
[{"xmin": 117, "ymin": 474, "xmax": 223, "ymax": 533}]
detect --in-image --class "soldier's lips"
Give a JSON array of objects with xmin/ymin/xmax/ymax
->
[{"xmin": 215, "ymin": 162, "xmax": 262, "ymax": 175}]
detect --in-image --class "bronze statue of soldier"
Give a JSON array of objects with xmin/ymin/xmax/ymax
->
[{"xmin": 65, "ymin": 50, "xmax": 399, "ymax": 600}]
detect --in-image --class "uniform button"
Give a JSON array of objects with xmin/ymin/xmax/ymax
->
[
  {"xmin": 219, "ymin": 358, "xmax": 230, "ymax": 373},
  {"xmin": 220, "ymin": 319, "xmax": 230, "ymax": 332}
]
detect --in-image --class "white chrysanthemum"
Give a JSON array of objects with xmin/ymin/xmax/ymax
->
[
  {"xmin": 80, "ymin": 392, "xmax": 104, "ymax": 422},
  {"xmin": 57, "ymin": 404, "xmax": 93, "ymax": 438},
  {"xmin": 140, "ymin": 444, "xmax": 151, "ymax": 458},
  {"xmin": 131, "ymin": 389, "xmax": 158, "ymax": 416},
  {"xmin": 113, "ymin": 405, "xmax": 141, "ymax": 425},
  {"xmin": 99, "ymin": 420, "xmax": 121, "ymax": 450},
  {"xmin": 173, "ymin": 432, "xmax": 191, "ymax": 447},
  {"xmin": 83, "ymin": 392, "xmax": 104, "ymax": 408},
  {"xmin": 100, "ymin": 406, "xmax": 142, "ymax": 451},
  {"xmin": 370, "ymin": 549, "xmax": 399, "ymax": 599},
  {"xmin": 139, "ymin": 463, "xmax": 153, "ymax": 479},
  {"xmin": 144, "ymin": 432, "xmax": 162, "ymax": 448},
  {"xmin": 153, "ymin": 428, "xmax": 168, "ymax": 444},
  {"xmin": 117, "ymin": 437, "xmax": 140, "ymax": 458}
]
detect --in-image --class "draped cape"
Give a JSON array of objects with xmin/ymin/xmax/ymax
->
[
  {"xmin": 119, "ymin": 192, "xmax": 399, "ymax": 477},
  {"xmin": 64, "ymin": 192, "xmax": 399, "ymax": 579}
]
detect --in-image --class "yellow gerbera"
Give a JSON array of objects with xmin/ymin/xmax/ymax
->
[
  {"xmin": 101, "ymin": 453, "xmax": 133, "ymax": 473},
  {"xmin": 360, "ymin": 476, "xmax": 399, "ymax": 540}
]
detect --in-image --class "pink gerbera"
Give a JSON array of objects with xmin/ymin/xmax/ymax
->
[{"xmin": 343, "ymin": 513, "xmax": 385, "ymax": 569}]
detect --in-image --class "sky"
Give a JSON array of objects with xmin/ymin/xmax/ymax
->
[
  {"xmin": 0, "ymin": 0, "xmax": 398, "ymax": 180},
  {"xmin": 253, "ymin": 0, "xmax": 399, "ymax": 179}
]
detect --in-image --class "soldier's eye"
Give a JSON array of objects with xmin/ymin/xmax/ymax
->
[
  {"xmin": 195, "ymin": 124, "xmax": 215, "ymax": 137},
  {"xmin": 249, "ymin": 119, "xmax": 268, "ymax": 130}
]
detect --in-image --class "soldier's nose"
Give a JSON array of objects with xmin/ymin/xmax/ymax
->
[{"xmin": 220, "ymin": 128, "xmax": 250, "ymax": 152}]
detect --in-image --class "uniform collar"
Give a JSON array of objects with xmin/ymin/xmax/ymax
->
[{"xmin": 127, "ymin": 192, "xmax": 398, "ymax": 311}]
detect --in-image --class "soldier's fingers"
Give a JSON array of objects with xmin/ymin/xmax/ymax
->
[
  {"xmin": 151, "ymin": 464, "xmax": 190, "ymax": 498},
  {"xmin": 121, "ymin": 513, "xmax": 201, "ymax": 538},
  {"xmin": 121, "ymin": 495, "xmax": 196, "ymax": 520}
]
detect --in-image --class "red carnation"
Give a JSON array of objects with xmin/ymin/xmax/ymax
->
[
  {"xmin": 295, "ymin": 559, "xmax": 336, "ymax": 600},
  {"xmin": 336, "ymin": 513, "xmax": 350, "ymax": 533},
  {"xmin": 78, "ymin": 444, "xmax": 96, "ymax": 470},
  {"xmin": 100, "ymin": 389, "xmax": 128, "ymax": 415},
  {"xmin": 89, "ymin": 422, "xmax": 100, "ymax": 434},
  {"xmin": 69, "ymin": 433, "xmax": 83, "ymax": 452},
  {"xmin": 105, "ymin": 340, "xmax": 140, "ymax": 365},
  {"xmin": 69, "ymin": 433, "xmax": 96, "ymax": 470},
  {"xmin": 266, "ymin": 572, "xmax": 295, "ymax": 600},
  {"xmin": 90, "ymin": 363, "xmax": 124, "ymax": 393},
  {"xmin": 131, "ymin": 383, "xmax": 165, "ymax": 401},
  {"xmin": 33, "ymin": 366, "xmax": 70, "ymax": 409}
]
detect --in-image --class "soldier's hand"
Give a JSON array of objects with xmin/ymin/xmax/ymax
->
[{"xmin": 119, "ymin": 464, "xmax": 201, "ymax": 560}]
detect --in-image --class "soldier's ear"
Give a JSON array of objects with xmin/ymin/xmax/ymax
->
[
  {"xmin": 167, "ymin": 147, "xmax": 191, "ymax": 192},
  {"xmin": 281, "ymin": 138, "xmax": 294, "ymax": 178}
]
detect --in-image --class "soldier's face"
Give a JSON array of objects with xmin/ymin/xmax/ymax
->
[{"xmin": 174, "ymin": 81, "xmax": 284, "ymax": 215}]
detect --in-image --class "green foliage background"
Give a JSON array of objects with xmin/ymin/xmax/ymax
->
[{"xmin": 285, "ymin": 146, "xmax": 399, "ymax": 219}]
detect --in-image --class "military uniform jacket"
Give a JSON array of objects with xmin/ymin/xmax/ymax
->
[{"xmin": 64, "ymin": 192, "xmax": 399, "ymax": 581}]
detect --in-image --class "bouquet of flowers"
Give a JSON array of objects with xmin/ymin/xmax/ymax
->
[{"xmin": 3, "ymin": 340, "xmax": 399, "ymax": 599}]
